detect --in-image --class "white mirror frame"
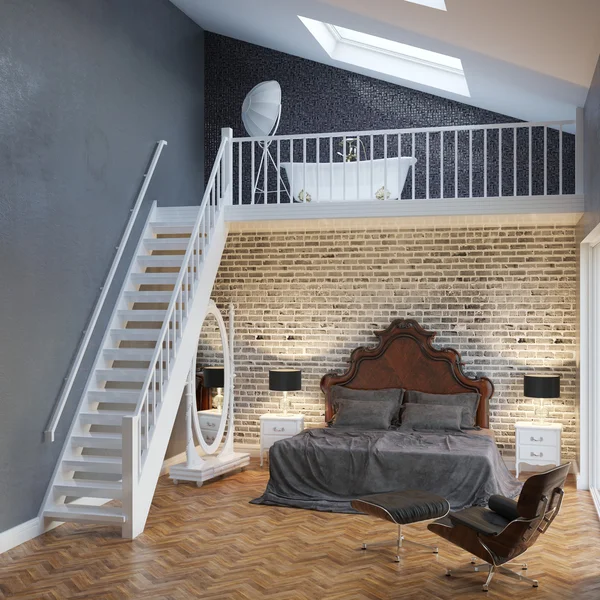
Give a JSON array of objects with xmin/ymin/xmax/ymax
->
[{"xmin": 191, "ymin": 300, "xmax": 231, "ymax": 455}]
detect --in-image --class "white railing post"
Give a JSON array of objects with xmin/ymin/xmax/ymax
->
[
  {"xmin": 222, "ymin": 127, "xmax": 233, "ymax": 203},
  {"xmin": 122, "ymin": 415, "xmax": 140, "ymax": 539},
  {"xmin": 576, "ymin": 107, "xmax": 585, "ymax": 195}
]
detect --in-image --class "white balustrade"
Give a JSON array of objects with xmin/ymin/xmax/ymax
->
[
  {"xmin": 129, "ymin": 130, "xmax": 232, "ymax": 475},
  {"xmin": 232, "ymin": 120, "xmax": 578, "ymax": 205}
]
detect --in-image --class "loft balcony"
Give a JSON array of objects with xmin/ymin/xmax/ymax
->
[{"xmin": 224, "ymin": 119, "xmax": 584, "ymax": 230}]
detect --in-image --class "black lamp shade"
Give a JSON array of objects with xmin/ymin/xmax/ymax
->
[
  {"xmin": 269, "ymin": 369, "xmax": 302, "ymax": 391},
  {"xmin": 203, "ymin": 367, "xmax": 224, "ymax": 389},
  {"xmin": 524, "ymin": 374, "xmax": 560, "ymax": 398}
]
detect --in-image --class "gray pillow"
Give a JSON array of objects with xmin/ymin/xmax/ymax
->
[
  {"xmin": 400, "ymin": 403, "xmax": 463, "ymax": 432},
  {"xmin": 332, "ymin": 398, "xmax": 398, "ymax": 429},
  {"xmin": 330, "ymin": 386, "xmax": 405, "ymax": 425},
  {"xmin": 404, "ymin": 390, "xmax": 480, "ymax": 429}
]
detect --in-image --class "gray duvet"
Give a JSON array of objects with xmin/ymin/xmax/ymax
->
[{"xmin": 251, "ymin": 428, "xmax": 522, "ymax": 512}]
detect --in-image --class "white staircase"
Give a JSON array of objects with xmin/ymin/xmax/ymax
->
[{"xmin": 42, "ymin": 132, "xmax": 233, "ymax": 538}]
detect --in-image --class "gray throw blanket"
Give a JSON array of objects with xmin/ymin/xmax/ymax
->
[{"xmin": 251, "ymin": 428, "xmax": 522, "ymax": 512}]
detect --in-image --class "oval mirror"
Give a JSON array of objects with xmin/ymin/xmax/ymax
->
[{"xmin": 195, "ymin": 308, "xmax": 229, "ymax": 452}]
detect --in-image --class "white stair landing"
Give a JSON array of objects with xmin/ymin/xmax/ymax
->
[{"xmin": 169, "ymin": 451, "xmax": 250, "ymax": 487}]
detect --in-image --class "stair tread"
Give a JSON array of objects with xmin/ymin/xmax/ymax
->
[
  {"xmin": 73, "ymin": 432, "xmax": 122, "ymax": 440},
  {"xmin": 63, "ymin": 456, "xmax": 123, "ymax": 465},
  {"xmin": 144, "ymin": 239, "xmax": 190, "ymax": 250},
  {"xmin": 109, "ymin": 329, "xmax": 161, "ymax": 340},
  {"xmin": 117, "ymin": 310, "xmax": 167, "ymax": 319},
  {"xmin": 103, "ymin": 348, "xmax": 155, "ymax": 359},
  {"xmin": 81, "ymin": 410, "xmax": 136, "ymax": 418},
  {"xmin": 124, "ymin": 291, "xmax": 176, "ymax": 302},
  {"xmin": 131, "ymin": 272, "xmax": 178, "ymax": 280},
  {"xmin": 44, "ymin": 505, "xmax": 126, "ymax": 524},
  {"xmin": 88, "ymin": 390, "xmax": 141, "ymax": 403},
  {"xmin": 137, "ymin": 256, "xmax": 186, "ymax": 265},
  {"xmin": 55, "ymin": 480, "xmax": 122, "ymax": 490}
]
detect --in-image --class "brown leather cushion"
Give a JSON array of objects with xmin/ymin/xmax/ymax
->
[{"xmin": 352, "ymin": 490, "xmax": 449, "ymax": 525}]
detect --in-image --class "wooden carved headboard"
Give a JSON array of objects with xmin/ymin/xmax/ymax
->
[{"xmin": 320, "ymin": 319, "xmax": 494, "ymax": 428}]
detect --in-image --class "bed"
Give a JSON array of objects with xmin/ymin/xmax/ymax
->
[{"xmin": 251, "ymin": 319, "xmax": 521, "ymax": 512}]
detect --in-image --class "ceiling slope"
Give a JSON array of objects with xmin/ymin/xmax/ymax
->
[{"xmin": 172, "ymin": 0, "xmax": 600, "ymax": 123}]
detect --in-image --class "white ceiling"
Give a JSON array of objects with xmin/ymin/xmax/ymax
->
[{"xmin": 171, "ymin": 0, "xmax": 600, "ymax": 123}]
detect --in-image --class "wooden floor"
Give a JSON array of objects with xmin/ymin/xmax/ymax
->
[{"xmin": 1, "ymin": 462, "xmax": 600, "ymax": 600}]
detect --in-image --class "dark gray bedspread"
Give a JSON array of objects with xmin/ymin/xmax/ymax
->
[{"xmin": 251, "ymin": 428, "xmax": 522, "ymax": 512}]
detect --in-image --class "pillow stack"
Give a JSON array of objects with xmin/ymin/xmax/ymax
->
[{"xmin": 329, "ymin": 386, "xmax": 481, "ymax": 431}]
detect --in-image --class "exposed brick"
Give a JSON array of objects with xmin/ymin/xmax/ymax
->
[{"xmin": 198, "ymin": 225, "xmax": 578, "ymax": 460}]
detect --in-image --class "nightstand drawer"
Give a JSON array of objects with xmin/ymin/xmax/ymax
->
[
  {"xmin": 262, "ymin": 433, "xmax": 293, "ymax": 450},
  {"xmin": 518, "ymin": 444, "xmax": 559, "ymax": 463},
  {"xmin": 261, "ymin": 419, "xmax": 301, "ymax": 436},
  {"xmin": 517, "ymin": 428, "xmax": 559, "ymax": 448},
  {"xmin": 198, "ymin": 413, "xmax": 221, "ymax": 431}
]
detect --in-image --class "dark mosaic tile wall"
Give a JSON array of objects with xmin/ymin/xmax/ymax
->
[{"xmin": 205, "ymin": 33, "xmax": 575, "ymax": 203}]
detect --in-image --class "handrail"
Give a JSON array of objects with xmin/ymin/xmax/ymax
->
[
  {"xmin": 232, "ymin": 120, "xmax": 576, "ymax": 143},
  {"xmin": 44, "ymin": 140, "xmax": 168, "ymax": 442},
  {"xmin": 131, "ymin": 135, "xmax": 229, "ymax": 460}
]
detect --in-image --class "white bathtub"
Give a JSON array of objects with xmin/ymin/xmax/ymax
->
[{"xmin": 280, "ymin": 157, "xmax": 416, "ymax": 202}]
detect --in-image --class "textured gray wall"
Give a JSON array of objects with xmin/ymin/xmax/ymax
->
[
  {"xmin": 0, "ymin": 0, "xmax": 204, "ymax": 531},
  {"xmin": 583, "ymin": 54, "xmax": 600, "ymax": 236}
]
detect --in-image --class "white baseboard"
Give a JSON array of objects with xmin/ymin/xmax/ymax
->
[
  {"xmin": 0, "ymin": 497, "xmax": 112, "ymax": 556},
  {"xmin": 591, "ymin": 488, "xmax": 600, "ymax": 521},
  {"xmin": 0, "ymin": 517, "xmax": 45, "ymax": 555}
]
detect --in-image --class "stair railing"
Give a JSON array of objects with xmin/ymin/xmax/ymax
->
[
  {"xmin": 44, "ymin": 140, "xmax": 167, "ymax": 443},
  {"xmin": 125, "ymin": 127, "xmax": 232, "ymax": 486}
]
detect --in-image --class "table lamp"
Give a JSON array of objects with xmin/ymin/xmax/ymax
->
[
  {"xmin": 269, "ymin": 369, "xmax": 301, "ymax": 415},
  {"xmin": 203, "ymin": 366, "xmax": 225, "ymax": 410},
  {"xmin": 524, "ymin": 374, "xmax": 560, "ymax": 422}
]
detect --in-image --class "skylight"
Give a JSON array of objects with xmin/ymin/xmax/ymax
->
[
  {"xmin": 299, "ymin": 16, "xmax": 469, "ymax": 97},
  {"xmin": 405, "ymin": 0, "xmax": 447, "ymax": 10}
]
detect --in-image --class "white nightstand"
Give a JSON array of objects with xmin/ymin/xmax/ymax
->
[
  {"xmin": 515, "ymin": 422, "xmax": 562, "ymax": 478},
  {"xmin": 198, "ymin": 409, "xmax": 222, "ymax": 445},
  {"xmin": 260, "ymin": 413, "xmax": 304, "ymax": 467}
]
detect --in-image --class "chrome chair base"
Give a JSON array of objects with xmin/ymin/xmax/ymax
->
[
  {"xmin": 446, "ymin": 561, "xmax": 538, "ymax": 592},
  {"xmin": 360, "ymin": 524, "xmax": 438, "ymax": 562}
]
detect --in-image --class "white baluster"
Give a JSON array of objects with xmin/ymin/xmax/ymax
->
[
  {"xmin": 238, "ymin": 142, "xmax": 242, "ymax": 205},
  {"xmin": 303, "ymin": 138, "xmax": 307, "ymax": 202},
  {"xmin": 513, "ymin": 127, "xmax": 517, "ymax": 197},
  {"xmin": 499, "ymin": 128, "xmax": 502, "ymax": 197},
  {"xmin": 425, "ymin": 132, "xmax": 430, "ymax": 199},
  {"xmin": 277, "ymin": 140, "xmax": 281, "ymax": 204},
  {"xmin": 484, "ymin": 129, "xmax": 488, "ymax": 198},
  {"xmin": 412, "ymin": 132, "xmax": 416, "ymax": 200},
  {"xmin": 559, "ymin": 124, "xmax": 563, "ymax": 195},
  {"xmin": 544, "ymin": 126, "xmax": 548, "ymax": 195},
  {"xmin": 529, "ymin": 126, "xmax": 533, "ymax": 196},
  {"xmin": 440, "ymin": 131, "xmax": 444, "ymax": 199},
  {"xmin": 469, "ymin": 130, "xmax": 473, "ymax": 198}
]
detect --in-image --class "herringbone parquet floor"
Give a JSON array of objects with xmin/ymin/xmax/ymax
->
[{"xmin": 1, "ymin": 462, "xmax": 599, "ymax": 600}]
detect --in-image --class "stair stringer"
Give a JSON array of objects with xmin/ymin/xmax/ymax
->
[
  {"xmin": 40, "ymin": 202, "xmax": 160, "ymax": 527},
  {"xmin": 124, "ymin": 209, "xmax": 230, "ymax": 538}
]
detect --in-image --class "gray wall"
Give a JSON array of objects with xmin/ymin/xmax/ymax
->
[
  {"xmin": 0, "ymin": 0, "xmax": 204, "ymax": 532},
  {"xmin": 582, "ymin": 54, "xmax": 600, "ymax": 236}
]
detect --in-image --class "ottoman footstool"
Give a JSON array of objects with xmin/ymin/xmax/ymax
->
[{"xmin": 352, "ymin": 490, "xmax": 450, "ymax": 562}]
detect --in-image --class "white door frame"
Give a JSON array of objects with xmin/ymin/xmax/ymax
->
[{"xmin": 580, "ymin": 222, "xmax": 600, "ymax": 517}]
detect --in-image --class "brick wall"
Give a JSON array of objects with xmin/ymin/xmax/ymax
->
[{"xmin": 199, "ymin": 225, "xmax": 579, "ymax": 459}]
